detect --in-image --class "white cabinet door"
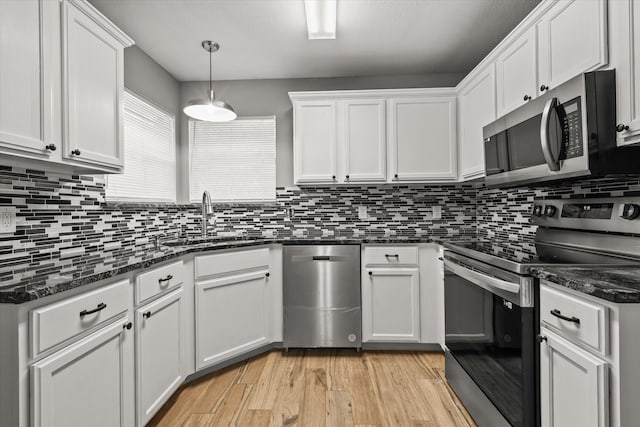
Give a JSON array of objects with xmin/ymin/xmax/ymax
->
[
  {"xmin": 196, "ymin": 270, "xmax": 270, "ymax": 370},
  {"xmin": 388, "ymin": 96, "xmax": 457, "ymax": 182},
  {"xmin": 293, "ymin": 100, "xmax": 338, "ymax": 184},
  {"xmin": 540, "ymin": 328, "xmax": 608, "ymax": 427},
  {"xmin": 537, "ymin": 0, "xmax": 607, "ymax": 93},
  {"xmin": 496, "ymin": 27, "xmax": 538, "ymax": 117},
  {"xmin": 363, "ymin": 268, "xmax": 420, "ymax": 342},
  {"xmin": 31, "ymin": 318, "xmax": 134, "ymax": 427},
  {"xmin": 610, "ymin": 0, "xmax": 640, "ymax": 146},
  {"xmin": 61, "ymin": 0, "xmax": 129, "ymax": 170},
  {"xmin": 135, "ymin": 288, "xmax": 184, "ymax": 427},
  {"xmin": 457, "ymin": 64, "xmax": 496, "ymax": 181},
  {"xmin": 0, "ymin": 0, "xmax": 59, "ymax": 158},
  {"xmin": 340, "ymin": 98, "xmax": 386, "ymax": 182}
]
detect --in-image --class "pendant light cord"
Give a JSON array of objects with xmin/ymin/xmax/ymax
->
[{"xmin": 209, "ymin": 48, "xmax": 213, "ymax": 100}]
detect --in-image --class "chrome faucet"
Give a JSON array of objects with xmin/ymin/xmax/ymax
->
[{"xmin": 201, "ymin": 190, "xmax": 214, "ymax": 237}]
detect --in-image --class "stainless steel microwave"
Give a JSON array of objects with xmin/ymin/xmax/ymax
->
[{"xmin": 483, "ymin": 70, "xmax": 640, "ymax": 188}]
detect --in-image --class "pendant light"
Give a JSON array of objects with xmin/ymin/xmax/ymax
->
[{"xmin": 183, "ymin": 41, "xmax": 237, "ymax": 122}]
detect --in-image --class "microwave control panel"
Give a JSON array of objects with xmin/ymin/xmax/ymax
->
[{"xmin": 560, "ymin": 97, "xmax": 583, "ymax": 160}]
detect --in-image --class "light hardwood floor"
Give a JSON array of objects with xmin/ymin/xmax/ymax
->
[{"xmin": 149, "ymin": 350, "xmax": 477, "ymax": 427}]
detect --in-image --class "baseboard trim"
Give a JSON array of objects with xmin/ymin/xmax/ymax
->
[
  {"xmin": 362, "ymin": 342, "xmax": 443, "ymax": 351},
  {"xmin": 185, "ymin": 343, "xmax": 279, "ymax": 383}
]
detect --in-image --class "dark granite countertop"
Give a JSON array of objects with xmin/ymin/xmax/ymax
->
[
  {"xmin": 0, "ymin": 235, "xmax": 453, "ymax": 304},
  {"xmin": 530, "ymin": 266, "xmax": 640, "ymax": 303}
]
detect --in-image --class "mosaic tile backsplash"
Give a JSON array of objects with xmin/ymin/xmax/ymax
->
[
  {"xmin": 2, "ymin": 163, "xmax": 639, "ymax": 288},
  {"xmin": 0, "ymin": 165, "xmax": 476, "ymax": 287},
  {"xmin": 476, "ymin": 176, "xmax": 640, "ymax": 259}
]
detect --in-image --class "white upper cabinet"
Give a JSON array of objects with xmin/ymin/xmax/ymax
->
[
  {"xmin": 0, "ymin": 0, "xmax": 60, "ymax": 159},
  {"xmin": 61, "ymin": 0, "xmax": 133, "ymax": 171},
  {"xmin": 457, "ymin": 64, "xmax": 496, "ymax": 181},
  {"xmin": 388, "ymin": 94, "xmax": 457, "ymax": 182},
  {"xmin": 0, "ymin": 0, "xmax": 132, "ymax": 173},
  {"xmin": 340, "ymin": 98, "xmax": 386, "ymax": 183},
  {"xmin": 609, "ymin": 0, "xmax": 640, "ymax": 147},
  {"xmin": 537, "ymin": 0, "xmax": 607, "ymax": 94},
  {"xmin": 496, "ymin": 27, "xmax": 538, "ymax": 117},
  {"xmin": 293, "ymin": 99, "xmax": 338, "ymax": 184}
]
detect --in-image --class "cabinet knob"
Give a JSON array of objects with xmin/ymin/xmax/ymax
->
[
  {"xmin": 345, "ymin": 175, "xmax": 349, "ymax": 180},
  {"xmin": 332, "ymin": 175, "xmax": 336, "ymax": 180},
  {"xmin": 616, "ymin": 124, "xmax": 630, "ymax": 133},
  {"xmin": 523, "ymin": 95, "xmax": 531, "ymax": 101},
  {"xmin": 123, "ymin": 322, "xmax": 132, "ymax": 330},
  {"xmin": 71, "ymin": 149, "xmax": 81, "ymax": 156},
  {"xmin": 368, "ymin": 271, "xmax": 373, "ymax": 276},
  {"xmin": 394, "ymin": 174, "xmax": 398, "ymax": 179},
  {"xmin": 265, "ymin": 272, "xmax": 270, "ymax": 278},
  {"xmin": 45, "ymin": 144, "xmax": 56, "ymax": 151},
  {"xmin": 537, "ymin": 335, "xmax": 547, "ymax": 343},
  {"xmin": 143, "ymin": 311, "xmax": 152, "ymax": 319},
  {"xmin": 540, "ymin": 85, "xmax": 549, "ymax": 92}
]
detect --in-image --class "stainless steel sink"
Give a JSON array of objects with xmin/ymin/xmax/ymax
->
[{"xmin": 161, "ymin": 236, "xmax": 253, "ymax": 247}]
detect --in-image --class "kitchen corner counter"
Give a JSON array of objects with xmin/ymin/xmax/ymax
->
[
  {"xmin": 530, "ymin": 266, "xmax": 640, "ymax": 303},
  {"xmin": 0, "ymin": 235, "xmax": 457, "ymax": 304}
]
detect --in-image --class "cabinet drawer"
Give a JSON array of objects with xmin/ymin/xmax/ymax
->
[
  {"xmin": 364, "ymin": 246, "xmax": 418, "ymax": 266},
  {"xmin": 540, "ymin": 285, "xmax": 608, "ymax": 356},
  {"xmin": 195, "ymin": 248, "xmax": 270, "ymax": 279},
  {"xmin": 31, "ymin": 279, "xmax": 130, "ymax": 358},
  {"xmin": 135, "ymin": 260, "xmax": 184, "ymax": 305}
]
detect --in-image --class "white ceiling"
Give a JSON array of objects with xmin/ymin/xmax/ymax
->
[{"xmin": 89, "ymin": 0, "xmax": 539, "ymax": 82}]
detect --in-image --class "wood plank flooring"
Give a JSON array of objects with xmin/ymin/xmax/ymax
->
[{"xmin": 148, "ymin": 350, "xmax": 477, "ymax": 427}]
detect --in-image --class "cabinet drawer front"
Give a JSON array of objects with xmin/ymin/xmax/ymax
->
[
  {"xmin": 540, "ymin": 285, "xmax": 608, "ymax": 355},
  {"xmin": 195, "ymin": 248, "xmax": 270, "ymax": 279},
  {"xmin": 135, "ymin": 261, "xmax": 184, "ymax": 305},
  {"xmin": 31, "ymin": 279, "xmax": 130, "ymax": 358},
  {"xmin": 364, "ymin": 246, "xmax": 418, "ymax": 266}
]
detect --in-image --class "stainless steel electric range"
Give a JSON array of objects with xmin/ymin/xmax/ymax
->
[{"xmin": 443, "ymin": 196, "xmax": 640, "ymax": 427}]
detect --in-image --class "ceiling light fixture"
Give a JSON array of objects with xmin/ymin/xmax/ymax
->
[
  {"xmin": 183, "ymin": 41, "xmax": 236, "ymax": 122},
  {"xmin": 304, "ymin": 0, "xmax": 337, "ymax": 40}
]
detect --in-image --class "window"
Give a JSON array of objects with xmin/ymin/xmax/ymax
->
[
  {"xmin": 189, "ymin": 116, "xmax": 276, "ymax": 203},
  {"xmin": 106, "ymin": 91, "xmax": 176, "ymax": 202}
]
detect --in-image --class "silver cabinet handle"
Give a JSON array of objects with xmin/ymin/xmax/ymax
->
[{"xmin": 540, "ymin": 97, "xmax": 561, "ymax": 171}]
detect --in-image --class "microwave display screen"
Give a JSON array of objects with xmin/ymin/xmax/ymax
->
[
  {"xmin": 564, "ymin": 103, "xmax": 578, "ymax": 114},
  {"xmin": 561, "ymin": 203, "xmax": 613, "ymax": 219}
]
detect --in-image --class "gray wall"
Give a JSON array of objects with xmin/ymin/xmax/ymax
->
[
  {"xmin": 179, "ymin": 73, "xmax": 464, "ymax": 196},
  {"xmin": 124, "ymin": 46, "xmax": 180, "ymax": 117}
]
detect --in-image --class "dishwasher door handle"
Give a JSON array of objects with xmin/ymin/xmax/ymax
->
[{"xmin": 312, "ymin": 255, "xmax": 331, "ymax": 261}]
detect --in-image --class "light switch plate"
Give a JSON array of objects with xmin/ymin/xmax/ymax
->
[
  {"xmin": 0, "ymin": 207, "xmax": 16, "ymax": 234},
  {"xmin": 358, "ymin": 206, "xmax": 368, "ymax": 220},
  {"xmin": 432, "ymin": 206, "xmax": 442, "ymax": 220}
]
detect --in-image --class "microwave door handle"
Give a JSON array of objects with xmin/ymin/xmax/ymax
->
[
  {"xmin": 540, "ymin": 97, "xmax": 561, "ymax": 171},
  {"xmin": 444, "ymin": 259, "xmax": 520, "ymax": 294}
]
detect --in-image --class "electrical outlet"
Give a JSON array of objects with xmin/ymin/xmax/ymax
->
[
  {"xmin": 0, "ymin": 207, "xmax": 16, "ymax": 234},
  {"xmin": 432, "ymin": 206, "xmax": 442, "ymax": 220},
  {"xmin": 358, "ymin": 206, "xmax": 368, "ymax": 220}
]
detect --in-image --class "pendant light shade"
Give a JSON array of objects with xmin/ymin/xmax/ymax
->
[{"xmin": 184, "ymin": 41, "xmax": 236, "ymax": 122}]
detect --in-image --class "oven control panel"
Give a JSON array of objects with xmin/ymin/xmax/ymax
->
[{"xmin": 531, "ymin": 197, "xmax": 640, "ymax": 233}]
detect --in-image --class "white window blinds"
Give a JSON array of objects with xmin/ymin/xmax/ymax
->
[
  {"xmin": 106, "ymin": 91, "xmax": 176, "ymax": 202},
  {"xmin": 189, "ymin": 117, "xmax": 276, "ymax": 202}
]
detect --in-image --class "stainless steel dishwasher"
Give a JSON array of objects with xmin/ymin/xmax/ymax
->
[{"xmin": 283, "ymin": 245, "xmax": 361, "ymax": 348}]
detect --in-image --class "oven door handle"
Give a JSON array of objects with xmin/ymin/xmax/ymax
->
[
  {"xmin": 444, "ymin": 259, "xmax": 520, "ymax": 294},
  {"xmin": 540, "ymin": 97, "xmax": 561, "ymax": 171}
]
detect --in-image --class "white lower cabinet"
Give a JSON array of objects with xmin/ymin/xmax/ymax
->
[
  {"xmin": 30, "ymin": 317, "xmax": 134, "ymax": 427},
  {"xmin": 363, "ymin": 267, "xmax": 420, "ymax": 342},
  {"xmin": 135, "ymin": 287, "xmax": 184, "ymax": 427},
  {"xmin": 195, "ymin": 248, "xmax": 272, "ymax": 370},
  {"xmin": 540, "ymin": 327, "xmax": 608, "ymax": 427}
]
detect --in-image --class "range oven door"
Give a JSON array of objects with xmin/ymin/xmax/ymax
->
[{"xmin": 444, "ymin": 254, "xmax": 536, "ymax": 427}]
